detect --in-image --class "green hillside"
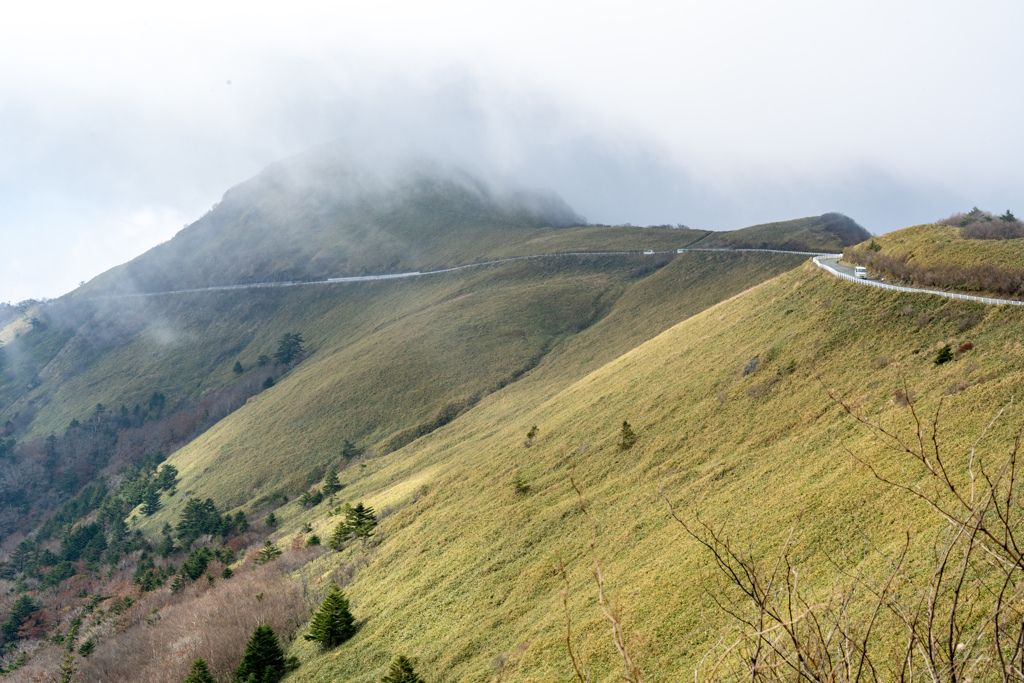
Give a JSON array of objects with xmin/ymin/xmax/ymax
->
[
  {"xmin": 694, "ymin": 212, "xmax": 869, "ymax": 252},
  {"xmin": 254, "ymin": 259, "xmax": 1020, "ymax": 682},
  {"xmin": 845, "ymin": 222, "xmax": 1024, "ymax": 298},
  {"xmin": 0, "ymin": 155, "xmax": 889, "ymax": 682},
  {"xmin": 60, "ymin": 250, "xmax": 1018, "ymax": 682}
]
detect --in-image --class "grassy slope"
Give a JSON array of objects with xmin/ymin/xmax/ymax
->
[
  {"xmin": 694, "ymin": 213, "xmax": 868, "ymax": 252},
  {"xmin": 141, "ymin": 251, "xmax": 805, "ymax": 521},
  {"xmin": 245, "ymin": 261, "xmax": 1024, "ymax": 682},
  {"xmin": 852, "ymin": 223, "xmax": 1024, "ymax": 271}
]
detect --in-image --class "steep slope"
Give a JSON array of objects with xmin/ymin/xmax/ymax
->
[
  {"xmin": 134, "ymin": 250, "xmax": 807, "ymax": 515},
  {"xmin": 232, "ymin": 260, "xmax": 1022, "ymax": 682}
]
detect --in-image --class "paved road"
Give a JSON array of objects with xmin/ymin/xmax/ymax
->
[
  {"xmin": 80, "ymin": 248, "xmax": 827, "ymax": 301},
  {"xmin": 813, "ymin": 256, "xmax": 1024, "ymax": 307},
  {"xmin": 819, "ymin": 257, "xmax": 856, "ymax": 277}
]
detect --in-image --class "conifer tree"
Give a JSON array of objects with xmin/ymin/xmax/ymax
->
[
  {"xmin": 323, "ymin": 464, "xmax": 341, "ymax": 496},
  {"xmin": 381, "ymin": 655, "xmax": 425, "ymax": 683},
  {"xmin": 183, "ymin": 658, "xmax": 216, "ymax": 683},
  {"xmin": 141, "ymin": 481, "xmax": 162, "ymax": 516},
  {"xmin": 234, "ymin": 624, "xmax": 286, "ymax": 683},
  {"xmin": 304, "ymin": 584, "xmax": 356, "ymax": 648},
  {"xmin": 255, "ymin": 540, "xmax": 282, "ymax": 565},
  {"xmin": 618, "ymin": 420, "xmax": 638, "ymax": 450}
]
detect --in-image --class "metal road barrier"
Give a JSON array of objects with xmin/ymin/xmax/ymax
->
[
  {"xmin": 813, "ymin": 257, "xmax": 1024, "ymax": 307},
  {"xmin": 71, "ymin": 248, "xmax": 846, "ymax": 301}
]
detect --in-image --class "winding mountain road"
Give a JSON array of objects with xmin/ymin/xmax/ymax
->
[
  {"xmin": 813, "ymin": 256, "xmax": 1024, "ymax": 307},
  {"xmin": 76, "ymin": 249, "xmax": 1024, "ymax": 308}
]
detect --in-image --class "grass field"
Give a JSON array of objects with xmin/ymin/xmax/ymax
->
[
  {"xmin": 137, "ymin": 255, "xmax": 1024, "ymax": 682},
  {"xmin": 851, "ymin": 223, "xmax": 1024, "ymax": 271}
]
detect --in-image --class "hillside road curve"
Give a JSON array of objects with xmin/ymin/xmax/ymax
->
[{"xmin": 818, "ymin": 257, "xmax": 857, "ymax": 278}]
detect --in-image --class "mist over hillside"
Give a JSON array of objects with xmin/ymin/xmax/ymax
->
[{"xmin": 83, "ymin": 147, "xmax": 584, "ymax": 296}]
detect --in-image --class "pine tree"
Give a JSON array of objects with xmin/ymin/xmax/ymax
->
[
  {"xmin": 78, "ymin": 639, "xmax": 95, "ymax": 657},
  {"xmin": 2, "ymin": 594, "xmax": 38, "ymax": 642},
  {"xmin": 381, "ymin": 655, "xmax": 425, "ymax": 683},
  {"xmin": 1001, "ymin": 209, "xmax": 1018, "ymax": 223},
  {"xmin": 263, "ymin": 376, "xmax": 275, "ymax": 389},
  {"xmin": 233, "ymin": 361, "xmax": 245, "ymax": 375},
  {"xmin": 255, "ymin": 540, "xmax": 282, "ymax": 565},
  {"xmin": 55, "ymin": 650, "xmax": 77, "ymax": 683},
  {"xmin": 183, "ymin": 658, "xmax": 217, "ymax": 683},
  {"xmin": 264, "ymin": 512, "xmax": 277, "ymax": 528},
  {"xmin": 934, "ymin": 345, "xmax": 954, "ymax": 365},
  {"xmin": 618, "ymin": 420, "xmax": 638, "ymax": 450},
  {"xmin": 234, "ymin": 624, "xmax": 286, "ymax": 683},
  {"xmin": 141, "ymin": 481, "xmax": 162, "ymax": 516},
  {"xmin": 322, "ymin": 464, "xmax": 341, "ymax": 496},
  {"xmin": 304, "ymin": 584, "xmax": 356, "ymax": 648}
]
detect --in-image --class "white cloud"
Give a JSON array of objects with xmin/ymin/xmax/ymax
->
[{"xmin": 0, "ymin": 0, "xmax": 1022, "ymax": 300}]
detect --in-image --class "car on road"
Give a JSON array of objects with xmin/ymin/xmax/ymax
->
[
  {"xmin": 854, "ymin": 266, "xmax": 867, "ymax": 279},
  {"xmin": 643, "ymin": 249, "xmax": 655, "ymax": 255}
]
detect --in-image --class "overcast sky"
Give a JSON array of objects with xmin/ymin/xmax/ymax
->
[{"xmin": 2, "ymin": 0, "xmax": 1022, "ymax": 302}]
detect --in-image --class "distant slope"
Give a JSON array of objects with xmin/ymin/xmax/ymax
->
[
  {"xmin": 135, "ymin": 250, "xmax": 806, "ymax": 513},
  {"xmin": 845, "ymin": 223, "xmax": 1024, "ymax": 297},
  {"xmin": 694, "ymin": 212, "xmax": 869, "ymax": 252}
]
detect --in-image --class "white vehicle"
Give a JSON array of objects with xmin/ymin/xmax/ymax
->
[
  {"xmin": 854, "ymin": 266, "xmax": 867, "ymax": 279},
  {"xmin": 643, "ymin": 249, "xmax": 655, "ymax": 255},
  {"xmin": 676, "ymin": 248, "xmax": 686, "ymax": 253}
]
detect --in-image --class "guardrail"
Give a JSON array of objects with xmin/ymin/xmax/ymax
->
[
  {"xmin": 813, "ymin": 257, "xmax": 1024, "ymax": 307},
  {"xmin": 74, "ymin": 248, "xmax": 830, "ymax": 301}
]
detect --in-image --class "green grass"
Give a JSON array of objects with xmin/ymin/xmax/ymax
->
[
  {"xmin": 853, "ymin": 222, "xmax": 1024, "ymax": 271},
  {"xmin": 235, "ymin": 260, "xmax": 1024, "ymax": 682},
  {"xmin": 132, "ymin": 251, "xmax": 805, "ymax": 525}
]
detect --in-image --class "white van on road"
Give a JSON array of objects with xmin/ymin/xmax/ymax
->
[{"xmin": 854, "ymin": 266, "xmax": 867, "ymax": 279}]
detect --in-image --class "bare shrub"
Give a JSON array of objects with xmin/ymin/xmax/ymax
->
[
  {"xmin": 957, "ymin": 341, "xmax": 974, "ymax": 353},
  {"xmin": 915, "ymin": 312, "xmax": 932, "ymax": 329},
  {"xmin": 870, "ymin": 355, "xmax": 889, "ymax": 370},
  {"xmin": 716, "ymin": 391, "xmax": 728, "ymax": 406},
  {"xmin": 664, "ymin": 383, "xmax": 1024, "ymax": 682},
  {"xmin": 744, "ymin": 383, "xmax": 766, "ymax": 399},
  {"xmin": 846, "ymin": 247, "xmax": 1024, "ymax": 297},
  {"xmin": 957, "ymin": 313, "xmax": 981, "ymax": 332},
  {"xmin": 73, "ymin": 555, "xmax": 312, "ymax": 683}
]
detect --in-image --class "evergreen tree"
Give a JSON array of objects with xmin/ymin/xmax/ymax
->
[
  {"xmin": 263, "ymin": 376, "xmax": 275, "ymax": 389},
  {"xmin": 323, "ymin": 464, "xmax": 341, "ymax": 496},
  {"xmin": 55, "ymin": 650, "xmax": 77, "ymax": 683},
  {"xmin": 618, "ymin": 420, "xmax": 638, "ymax": 450},
  {"xmin": 273, "ymin": 332, "xmax": 305, "ymax": 365},
  {"xmin": 183, "ymin": 658, "xmax": 217, "ymax": 683},
  {"xmin": 1, "ymin": 594, "xmax": 38, "ymax": 642},
  {"xmin": 329, "ymin": 503, "xmax": 376, "ymax": 549},
  {"xmin": 78, "ymin": 639, "xmax": 95, "ymax": 657},
  {"xmin": 156, "ymin": 464, "xmax": 179, "ymax": 491},
  {"xmin": 1001, "ymin": 209, "xmax": 1018, "ymax": 223},
  {"xmin": 233, "ymin": 361, "xmax": 245, "ymax": 375},
  {"xmin": 303, "ymin": 585, "xmax": 356, "ymax": 648},
  {"xmin": 234, "ymin": 624, "xmax": 286, "ymax": 683},
  {"xmin": 340, "ymin": 440, "xmax": 363, "ymax": 460},
  {"xmin": 934, "ymin": 345, "xmax": 954, "ymax": 365},
  {"xmin": 141, "ymin": 481, "xmax": 162, "ymax": 516},
  {"xmin": 381, "ymin": 656, "xmax": 425, "ymax": 683},
  {"xmin": 255, "ymin": 541, "xmax": 282, "ymax": 565},
  {"xmin": 264, "ymin": 512, "xmax": 277, "ymax": 528}
]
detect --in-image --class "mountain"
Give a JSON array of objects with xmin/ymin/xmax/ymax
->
[{"xmin": 0, "ymin": 153, "xmax": 890, "ymax": 682}]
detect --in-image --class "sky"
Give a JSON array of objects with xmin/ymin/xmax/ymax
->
[{"xmin": 1, "ymin": 0, "xmax": 1022, "ymax": 302}]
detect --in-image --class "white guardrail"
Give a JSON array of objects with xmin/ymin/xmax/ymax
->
[{"xmin": 812, "ymin": 257, "xmax": 1024, "ymax": 307}]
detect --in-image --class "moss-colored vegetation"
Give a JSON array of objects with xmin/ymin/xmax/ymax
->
[
  {"xmin": 261, "ymin": 261, "xmax": 1024, "ymax": 682},
  {"xmin": 845, "ymin": 223, "xmax": 1024, "ymax": 296}
]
